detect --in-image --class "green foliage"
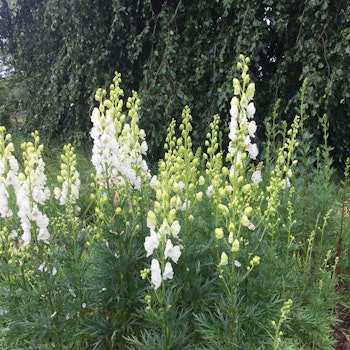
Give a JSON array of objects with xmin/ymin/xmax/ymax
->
[
  {"xmin": 1, "ymin": 0, "xmax": 349, "ymax": 163},
  {"xmin": 0, "ymin": 57, "xmax": 346, "ymax": 349},
  {"xmin": 0, "ymin": 0, "xmax": 154, "ymax": 145},
  {"xmin": 0, "ymin": 69, "xmax": 24, "ymax": 129}
]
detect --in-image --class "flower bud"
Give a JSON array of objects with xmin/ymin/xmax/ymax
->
[
  {"xmin": 244, "ymin": 206, "xmax": 253, "ymax": 217},
  {"xmin": 168, "ymin": 208, "xmax": 177, "ymax": 223},
  {"xmin": 240, "ymin": 215, "xmax": 250, "ymax": 227},
  {"xmin": 147, "ymin": 211, "xmax": 157, "ymax": 230},
  {"xmin": 229, "ymin": 222, "xmax": 235, "ymax": 232},
  {"xmin": 242, "ymin": 184, "xmax": 251, "ymax": 194},
  {"xmin": 215, "ymin": 228, "xmax": 224, "ymax": 240},
  {"xmin": 233, "ymin": 78, "xmax": 241, "ymax": 95},
  {"xmin": 231, "ymin": 239, "xmax": 240, "ymax": 252},
  {"xmin": 250, "ymin": 255, "xmax": 261, "ymax": 267},
  {"xmin": 218, "ymin": 204, "xmax": 229, "ymax": 217},
  {"xmin": 196, "ymin": 192, "xmax": 203, "ymax": 201},
  {"xmin": 220, "ymin": 252, "xmax": 228, "ymax": 266}
]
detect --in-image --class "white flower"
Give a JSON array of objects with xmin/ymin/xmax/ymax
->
[
  {"xmin": 38, "ymin": 262, "xmax": 47, "ymax": 272},
  {"xmin": 206, "ymin": 185, "xmax": 214, "ymax": 197},
  {"xmin": 228, "ymin": 117, "xmax": 238, "ymax": 141},
  {"xmin": 234, "ymin": 260, "xmax": 242, "ymax": 267},
  {"xmin": 181, "ymin": 200, "xmax": 191, "ymax": 211},
  {"xmin": 144, "ymin": 230, "xmax": 160, "ymax": 257},
  {"xmin": 228, "ymin": 231, "xmax": 234, "ymax": 244},
  {"xmin": 178, "ymin": 181, "xmax": 185, "ymax": 190},
  {"xmin": 0, "ymin": 183, "xmax": 9, "ymax": 218},
  {"xmin": 251, "ymin": 170, "xmax": 262, "ymax": 185},
  {"xmin": 247, "ymin": 102, "xmax": 256, "ymax": 119},
  {"xmin": 6, "ymin": 169, "xmax": 18, "ymax": 186},
  {"xmin": 164, "ymin": 239, "xmax": 182, "ymax": 263},
  {"xmin": 151, "ymin": 258, "xmax": 162, "ymax": 289},
  {"xmin": 52, "ymin": 267, "xmax": 57, "ymax": 276},
  {"xmin": 21, "ymin": 228, "xmax": 31, "ymax": 246},
  {"xmin": 247, "ymin": 143, "xmax": 259, "ymax": 160},
  {"xmin": 91, "ymin": 107, "xmax": 100, "ymax": 124},
  {"xmin": 248, "ymin": 222, "xmax": 256, "ymax": 231},
  {"xmin": 248, "ymin": 120, "xmax": 257, "ymax": 138},
  {"xmin": 163, "ymin": 262, "xmax": 174, "ymax": 280},
  {"xmin": 8, "ymin": 155, "xmax": 19, "ymax": 173},
  {"xmin": 170, "ymin": 220, "xmax": 181, "ymax": 238},
  {"xmin": 138, "ymin": 159, "xmax": 148, "ymax": 172},
  {"xmin": 140, "ymin": 140, "xmax": 148, "ymax": 154},
  {"xmin": 228, "ymin": 144, "xmax": 234, "ymax": 155},
  {"xmin": 150, "ymin": 175, "xmax": 157, "ymax": 189},
  {"xmin": 38, "ymin": 227, "xmax": 50, "ymax": 242}
]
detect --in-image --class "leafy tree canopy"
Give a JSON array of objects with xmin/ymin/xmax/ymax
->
[{"xmin": 0, "ymin": 0, "xmax": 349, "ymax": 162}]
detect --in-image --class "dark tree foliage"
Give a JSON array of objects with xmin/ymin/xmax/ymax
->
[
  {"xmin": 0, "ymin": 0, "xmax": 154, "ymax": 144},
  {"xmin": 0, "ymin": 0, "xmax": 349, "ymax": 162}
]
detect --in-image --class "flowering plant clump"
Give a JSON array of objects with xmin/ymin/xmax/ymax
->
[
  {"xmin": 143, "ymin": 106, "xmax": 199, "ymax": 290},
  {"xmin": 0, "ymin": 59, "xmax": 344, "ymax": 349},
  {"xmin": 0, "ymin": 127, "xmax": 18, "ymax": 219},
  {"xmin": 90, "ymin": 73, "xmax": 149, "ymax": 192},
  {"xmin": 0, "ymin": 130, "xmax": 50, "ymax": 249},
  {"xmin": 143, "ymin": 119, "xmax": 183, "ymax": 287}
]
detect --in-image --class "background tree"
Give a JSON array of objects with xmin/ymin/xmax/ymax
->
[
  {"xmin": 0, "ymin": 0, "xmax": 349, "ymax": 162},
  {"xmin": 0, "ymin": 0, "xmax": 154, "ymax": 144}
]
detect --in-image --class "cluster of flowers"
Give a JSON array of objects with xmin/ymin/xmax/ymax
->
[
  {"xmin": 0, "ymin": 128, "xmax": 83, "ymax": 251},
  {"xmin": 0, "ymin": 130, "xmax": 50, "ymax": 247},
  {"xmin": 203, "ymin": 56, "xmax": 264, "ymax": 272},
  {"xmin": 228, "ymin": 56, "xmax": 258, "ymax": 161},
  {"xmin": 0, "ymin": 127, "xmax": 18, "ymax": 219},
  {"xmin": 90, "ymin": 73, "xmax": 149, "ymax": 191},
  {"xmin": 144, "ymin": 207, "xmax": 182, "ymax": 289},
  {"xmin": 54, "ymin": 144, "xmax": 80, "ymax": 206},
  {"xmin": 140, "ymin": 57, "xmax": 264, "ymax": 287},
  {"xmin": 16, "ymin": 133, "xmax": 51, "ymax": 245},
  {"xmin": 142, "ymin": 116, "xmax": 193, "ymax": 290}
]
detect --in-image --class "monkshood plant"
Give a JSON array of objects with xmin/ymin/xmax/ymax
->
[
  {"xmin": 0, "ymin": 129, "xmax": 92, "ymax": 349},
  {"xmin": 85, "ymin": 74, "xmax": 152, "ymax": 349},
  {"xmin": 0, "ymin": 55, "xmax": 343, "ymax": 349}
]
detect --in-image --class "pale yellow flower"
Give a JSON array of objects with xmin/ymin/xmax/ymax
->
[
  {"xmin": 215, "ymin": 228, "xmax": 224, "ymax": 240},
  {"xmin": 231, "ymin": 239, "xmax": 240, "ymax": 252},
  {"xmin": 220, "ymin": 252, "xmax": 229, "ymax": 266}
]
